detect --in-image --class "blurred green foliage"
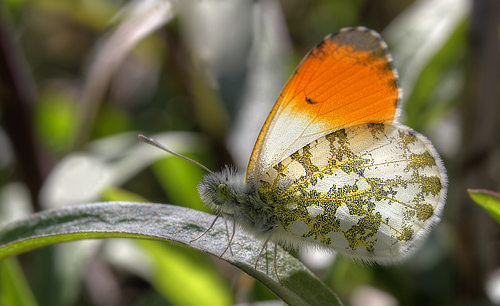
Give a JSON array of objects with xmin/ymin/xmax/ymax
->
[{"xmin": 35, "ymin": 89, "xmax": 77, "ymax": 153}]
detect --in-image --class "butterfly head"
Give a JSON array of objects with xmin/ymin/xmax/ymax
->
[
  {"xmin": 215, "ymin": 182, "xmax": 231, "ymax": 200},
  {"xmin": 198, "ymin": 166, "xmax": 246, "ymax": 215}
]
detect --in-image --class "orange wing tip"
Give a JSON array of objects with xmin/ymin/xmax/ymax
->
[
  {"xmin": 326, "ymin": 27, "xmax": 402, "ymax": 117},
  {"xmin": 287, "ymin": 27, "xmax": 402, "ymax": 129},
  {"xmin": 313, "ymin": 28, "xmax": 400, "ymax": 115}
]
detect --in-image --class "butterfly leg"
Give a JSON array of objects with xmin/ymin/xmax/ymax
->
[
  {"xmin": 220, "ymin": 218, "xmax": 236, "ymax": 257},
  {"xmin": 253, "ymin": 226, "xmax": 281, "ymax": 284},
  {"xmin": 189, "ymin": 213, "xmax": 222, "ymax": 243},
  {"xmin": 273, "ymin": 242, "xmax": 282, "ymax": 286}
]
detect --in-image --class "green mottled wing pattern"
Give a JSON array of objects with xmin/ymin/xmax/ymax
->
[{"xmin": 258, "ymin": 123, "xmax": 446, "ymax": 262}]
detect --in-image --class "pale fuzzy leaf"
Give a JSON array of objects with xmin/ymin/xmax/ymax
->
[
  {"xmin": 76, "ymin": 0, "xmax": 175, "ymax": 145},
  {"xmin": 383, "ymin": 0, "xmax": 468, "ymax": 103},
  {"xmin": 0, "ymin": 202, "xmax": 342, "ymax": 306},
  {"xmin": 228, "ymin": 0, "xmax": 292, "ymax": 169}
]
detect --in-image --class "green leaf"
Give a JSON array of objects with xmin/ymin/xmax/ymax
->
[
  {"xmin": 139, "ymin": 241, "xmax": 233, "ymax": 306},
  {"xmin": 468, "ymin": 189, "xmax": 500, "ymax": 224},
  {"xmin": 0, "ymin": 202, "xmax": 342, "ymax": 306},
  {"xmin": 0, "ymin": 258, "xmax": 38, "ymax": 306}
]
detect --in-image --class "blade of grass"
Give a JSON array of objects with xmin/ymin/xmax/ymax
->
[
  {"xmin": 468, "ymin": 189, "xmax": 500, "ymax": 224},
  {"xmin": 74, "ymin": 0, "xmax": 175, "ymax": 148},
  {"xmin": 0, "ymin": 257, "xmax": 38, "ymax": 306}
]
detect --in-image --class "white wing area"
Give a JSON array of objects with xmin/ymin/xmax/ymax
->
[
  {"xmin": 257, "ymin": 123, "xmax": 447, "ymax": 262},
  {"xmin": 252, "ymin": 105, "xmax": 332, "ymax": 183}
]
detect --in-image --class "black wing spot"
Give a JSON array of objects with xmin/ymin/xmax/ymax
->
[{"xmin": 306, "ymin": 97, "xmax": 317, "ymax": 104}]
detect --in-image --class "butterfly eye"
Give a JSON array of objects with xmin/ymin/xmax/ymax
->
[{"xmin": 216, "ymin": 183, "xmax": 231, "ymax": 200}]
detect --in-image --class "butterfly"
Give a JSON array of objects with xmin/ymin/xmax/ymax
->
[{"xmin": 140, "ymin": 26, "xmax": 447, "ymax": 270}]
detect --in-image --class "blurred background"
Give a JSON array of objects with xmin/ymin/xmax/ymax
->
[{"xmin": 1, "ymin": 0, "xmax": 499, "ymax": 305}]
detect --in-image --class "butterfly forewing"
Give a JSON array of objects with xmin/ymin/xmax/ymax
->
[
  {"xmin": 247, "ymin": 27, "xmax": 401, "ymax": 184},
  {"xmin": 257, "ymin": 123, "xmax": 446, "ymax": 261}
]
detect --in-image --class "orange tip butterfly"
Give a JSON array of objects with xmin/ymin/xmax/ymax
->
[{"xmin": 140, "ymin": 27, "xmax": 447, "ymax": 269}]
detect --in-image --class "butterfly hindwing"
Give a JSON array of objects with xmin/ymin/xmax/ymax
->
[{"xmin": 257, "ymin": 123, "xmax": 446, "ymax": 261}]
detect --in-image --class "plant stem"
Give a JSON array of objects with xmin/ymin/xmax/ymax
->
[{"xmin": 0, "ymin": 12, "xmax": 49, "ymax": 212}]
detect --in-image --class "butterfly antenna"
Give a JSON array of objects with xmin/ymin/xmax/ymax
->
[{"xmin": 138, "ymin": 134, "xmax": 216, "ymax": 177}]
